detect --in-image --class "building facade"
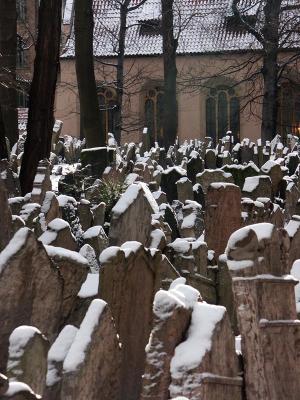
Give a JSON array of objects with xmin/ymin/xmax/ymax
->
[{"xmin": 55, "ymin": 0, "xmax": 300, "ymax": 144}]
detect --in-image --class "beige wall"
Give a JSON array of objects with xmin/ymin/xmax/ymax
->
[{"xmin": 55, "ymin": 52, "xmax": 276, "ymax": 144}]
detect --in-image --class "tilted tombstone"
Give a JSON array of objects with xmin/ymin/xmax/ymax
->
[
  {"xmin": 82, "ymin": 225, "xmax": 108, "ymax": 259},
  {"xmin": 176, "ymin": 177, "xmax": 194, "ymax": 204},
  {"xmin": 205, "ymin": 183, "xmax": 241, "ymax": 258},
  {"xmin": 196, "ymin": 169, "xmax": 234, "ymax": 194},
  {"xmin": 0, "ymin": 228, "xmax": 63, "ymax": 371},
  {"xmin": 7, "ymin": 326, "xmax": 49, "ymax": 395},
  {"xmin": 99, "ymin": 243, "xmax": 179, "ymax": 400},
  {"xmin": 140, "ymin": 279, "xmax": 195, "ymax": 400},
  {"xmin": 161, "ymin": 167, "xmax": 187, "ymax": 203},
  {"xmin": 39, "ymin": 218, "xmax": 77, "ymax": 251},
  {"xmin": 242, "ymin": 175, "xmax": 272, "ymax": 200},
  {"xmin": 168, "ymin": 284, "xmax": 242, "ymax": 400},
  {"xmin": 60, "ymin": 300, "xmax": 122, "ymax": 400},
  {"xmin": 44, "ymin": 245, "xmax": 89, "ymax": 321},
  {"xmin": 109, "ymin": 182, "xmax": 159, "ymax": 246},
  {"xmin": 226, "ymin": 223, "xmax": 300, "ymax": 400}
]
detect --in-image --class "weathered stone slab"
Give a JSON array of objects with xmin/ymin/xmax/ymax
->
[
  {"xmin": 60, "ymin": 300, "xmax": 121, "ymax": 400},
  {"xmin": 99, "ymin": 243, "xmax": 179, "ymax": 400},
  {"xmin": 7, "ymin": 326, "xmax": 49, "ymax": 395},
  {"xmin": 205, "ymin": 183, "xmax": 241, "ymax": 258},
  {"xmin": 109, "ymin": 183, "xmax": 159, "ymax": 246},
  {"xmin": 0, "ymin": 228, "xmax": 63, "ymax": 370}
]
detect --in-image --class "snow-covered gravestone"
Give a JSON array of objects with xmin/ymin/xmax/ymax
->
[
  {"xmin": 99, "ymin": 242, "xmax": 179, "ymax": 400},
  {"xmin": 291, "ymin": 259, "xmax": 300, "ymax": 318},
  {"xmin": 0, "ymin": 176, "xmax": 12, "ymax": 252},
  {"xmin": 44, "ymin": 245, "xmax": 89, "ymax": 321},
  {"xmin": 196, "ymin": 169, "xmax": 234, "ymax": 194},
  {"xmin": 0, "ymin": 228, "xmax": 63, "ymax": 371},
  {"xmin": 82, "ymin": 225, "xmax": 108, "ymax": 259},
  {"xmin": 142, "ymin": 280, "xmax": 241, "ymax": 400},
  {"xmin": 176, "ymin": 177, "xmax": 194, "ymax": 204},
  {"xmin": 60, "ymin": 300, "xmax": 121, "ymax": 400},
  {"xmin": 1, "ymin": 381, "xmax": 42, "ymax": 399},
  {"xmin": 109, "ymin": 182, "xmax": 159, "ymax": 247},
  {"xmin": 40, "ymin": 191, "xmax": 61, "ymax": 225},
  {"xmin": 7, "ymin": 326, "xmax": 49, "ymax": 396},
  {"xmin": 226, "ymin": 223, "xmax": 300, "ymax": 400},
  {"xmin": 44, "ymin": 325, "xmax": 78, "ymax": 400},
  {"xmin": 140, "ymin": 279, "xmax": 197, "ymax": 400},
  {"xmin": 161, "ymin": 166, "xmax": 187, "ymax": 203},
  {"xmin": 39, "ymin": 218, "xmax": 77, "ymax": 251},
  {"xmin": 242, "ymin": 175, "xmax": 272, "ymax": 200},
  {"xmin": 205, "ymin": 183, "xmax": 241, "ymax": 258}
]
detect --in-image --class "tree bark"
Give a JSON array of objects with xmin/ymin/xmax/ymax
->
[
  {"xmin": 20, "ymin": 0, "xmax": 62, "ymax": 195},
  {"xmin": 74, "ymin": 0, "xmax": 105, "ymax": 148},
  {"xmin": 0, "ymin": 0, "xmax": 18, "ymax": 147},
  {"xmin": 161, "ymin": 0, "xmax": 178, "ymax": 149},
  {"xmin": 261, "ymin": 0, "xmax": 281, "ymax": 143},
  {"xmin": 114, "ymin": 2, "xmax": 128, "ymax": 144},
  {"xmin": 0, "ymin": 106, "xmax": 8, "ymax": 159}
]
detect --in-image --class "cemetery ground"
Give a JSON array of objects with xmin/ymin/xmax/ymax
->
[{"xmin": 1, "ymin": 130, "xmax": 300, "ymax": 399}]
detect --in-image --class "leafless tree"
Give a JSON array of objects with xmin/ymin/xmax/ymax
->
[
  {"xmin": 0, "ymin": 0, "xmax": 18, "ymax": 150},
  {"xmin": 20, "ymin": 0, "xmax": 62, "ymax": 195},
  {"xmin": 74, "ymin": 0, "xmax": 105, "ymax": 148}
]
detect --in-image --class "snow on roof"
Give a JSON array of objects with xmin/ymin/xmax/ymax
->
[{"xmin": 62, "ymin": 0, "xmax": 300, "ymax": 59}]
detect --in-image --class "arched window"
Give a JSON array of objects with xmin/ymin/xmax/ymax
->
[
  {"xmin": 278, "ymin": 84, "xmax": 300, "ymax": 142},
  {"xmin": 206, "ymin": 86, "xmax": 240, "ymax": 143},
  {"xmin": 97, "ymin": 87, "xmax": 117, "ymax": 138},
  {"xmin": 144, "ymin": 86, "xmax": 164, "ymax": 146}
]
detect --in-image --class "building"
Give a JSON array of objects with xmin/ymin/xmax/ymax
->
[{"xmin": 56, "ymin": 0, "xmax": 300, "ymax": 144}]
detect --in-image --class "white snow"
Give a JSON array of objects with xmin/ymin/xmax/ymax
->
[
  {"xmin": 48, "ymin": 218, "xmax": 69, "ymax": 231},
  {"xmin": 47, "ymin": 325, "xmax": 78, "ymax": 386},
  {"xmin": 112, "ymin": 182, "xmax": 159, "ymax": 216},
  {"xmin": 153, "ymin": 278, "xmax": 199, "ymax": 320},
  {"xmin": 0, "ymin": 227, "xmax": 30, "ymax": 274},
  {"xmin": 99, "ymin": 246, "xmax": 120, "ymax": 264},
  {"xmin": 8, "ymin": 326, "xmax": 41, "ymax": 361},
  {"xmin": 291, "ymin": 260, "xmax": 300, "ymax": 313},
  {"xmin": 149, "ymin": 229, "xmax": 166, "ymax": 249},
  {"xmin": 120, "ymin": 241, "xmax": 143, "ymax": 257},
  {"xmin": 168, "ymin": 238, "xmax": 191, "ymax": 254},
  {"xmin": 57, "ymin": 194, "xmax": 77, "ymax": 207},
  {"xmin": 82, "ymin": 225, "xmax": 105, "ymax": 240},
  {"xmin": 170, "ymin": 302, "xmax": 225, "ymax": 377},
  {"xmin": 63, "ymin": 299, "xmax": 107, "ymax": 372},
  {"xmin": 285, "ymin": 219, "xmax": 300, "ymax": 238},
  {"xmin": 45, "ymin": 245, "xmax": 89, "ymax": 266},
  {"xmin": 6, "ymin": 382, "xmax": 40, "ymax": 397},
  {"xmin": 78, "ymin": 273, "xmax": 99, "ymax": 298}
]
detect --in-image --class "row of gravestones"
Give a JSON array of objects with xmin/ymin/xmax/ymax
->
[
  {"xmin": 1, "ymin": 132, "xmax": 300, "ymax": 398},
  {"xmin": 1, "ymin": 218, "xmax": 299, "ymax": 399}
]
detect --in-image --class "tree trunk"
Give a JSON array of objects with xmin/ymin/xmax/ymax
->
[
  {"xmin": 261, "ymin": 0, "xmax": 281, "ymax": 143},
  {"xmin": 0, "ymin": 0, "xmax": 18, "ymax": 148},
  {"xmin": 0, "ymin": 106, "xmax": 8, "ymax": 159},
  {"xmin": 114, "ymin": 3, "xmax": 128, "ymax": 144},
  {"xmin": 20, "ymin": 0, "xmax": 62, "ymax": 195},
  {"xmin": 161, "ymin": 0, "xmax": 178, "ymax": 149},
  {"xmin": 261, "ymin": 50, "xmax": 279, "ymax": 143},
  {"xmin": 74, "ymin": 0, "xmax": 105, "ymax": 148}
]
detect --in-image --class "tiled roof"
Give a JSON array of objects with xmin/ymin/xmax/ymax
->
[{"xmin": 62, "ymin": 0, "xmax": 300, "ymax": 58}]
